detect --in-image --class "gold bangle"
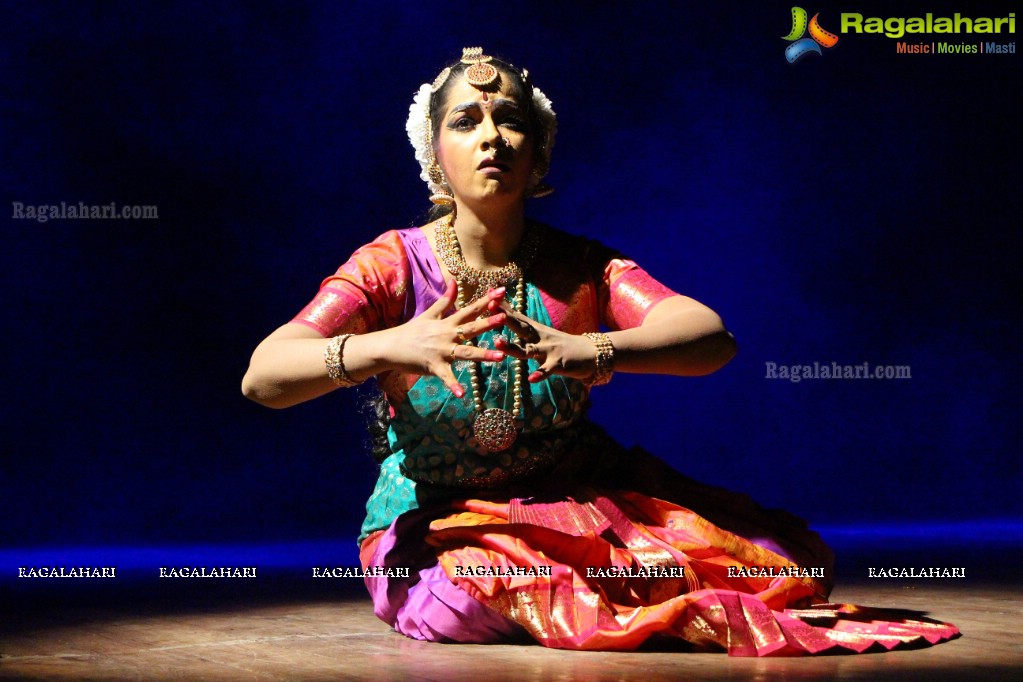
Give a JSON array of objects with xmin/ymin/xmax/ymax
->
[
  {"xmin": 582, "ymin": 332, "xmax": 614, "ymax": 386},
  {"xmin": 325, "ymin": 334, "xmax": 361, "ymax": 388}
]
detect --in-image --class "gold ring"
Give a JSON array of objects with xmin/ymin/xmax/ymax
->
[
  {"xmin": 450, "ymin": 344, "xmax": 459, "ymax": 359},
  {"xmin": 525, "ymin": 343, "xmax": 539, "ymax": 357},
  {"xmin": 456, "ymin": 326, "xmax": 469, "ymax": 341}
]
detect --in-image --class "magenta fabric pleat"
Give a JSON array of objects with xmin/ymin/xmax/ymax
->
[
  {"xmin": 365, "ymin": 518, "xmax": 523, "ymax": 643},
  {"xmin": 396, "ymin": 227, "xmax": 446, "ymax": 320},
  {"xmin": 394, "ymin": 564, "xmax": 525, "ymax": 642}
]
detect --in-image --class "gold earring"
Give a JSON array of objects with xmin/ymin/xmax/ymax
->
[{"xmin": 428, "ymin": 162, "xmax": 454, "ymax": 205}]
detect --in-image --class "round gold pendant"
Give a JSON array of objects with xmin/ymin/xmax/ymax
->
[{"xmin": 473, "ymin": 408, "xmax": 517, "ymax": 452}]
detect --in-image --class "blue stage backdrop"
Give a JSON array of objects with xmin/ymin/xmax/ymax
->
[{"xmin": 2, "ymin": 2, "xmax": 1019, "ymax": 551}]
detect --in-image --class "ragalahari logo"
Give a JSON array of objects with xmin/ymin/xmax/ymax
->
[{"xmin": 783, "ymin": 7, "xmax": 839, "ymax": 63}]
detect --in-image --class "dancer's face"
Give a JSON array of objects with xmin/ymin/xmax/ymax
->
[{"xmin": 435, "ymin": 76, "xmax": 535, "ymax": 207}]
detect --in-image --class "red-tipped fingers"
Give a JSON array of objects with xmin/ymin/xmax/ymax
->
[
  {"xmin": 438, "ymin": 346, "xmax": 504, "ymax": 397},
  {"xmin": 493, "ymin": 335, "xmax": 527, "ymax": 359},
  {"xmin": 476, "ymin": 286, "xmax": 507, "ymax": 311},
  {"xmin": 454, "ymin": 343, "xmax": 506, "ymax": 363},
  {"xmin": 470, "ymin": 286, "xmax": 507, "ymax": 309},
  {"xmin": 528, "ymin": 359, "xmax": 563, "ymax": 383},
  {"xmin": 435, "ymin": 363, "xmax": 465, "ymax": 398},
  {"xmin": 495, "ymin": 305, "xmax": 539, "ymax": 342},
  {"xmin": 447, "ymin": 380, "xmax": 465, "ymax": 398},
  {"xmin": 480, "ymin": 311, "xmax": 507, "ymax": 331},
  {"xmin": 451, "ymin": 286, "xmax": 506, "ymax": 322},
  {"xmin": 453, "ymin": 312, "xmax": 508, "ymax": 345}
]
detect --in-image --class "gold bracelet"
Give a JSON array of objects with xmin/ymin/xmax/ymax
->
[
  {"xmin": 325, "ymin": 334, "xmax": 361, "ymax": 388},
  {"xmin": 582, "ymin": 332, "xmax": 614, "ymax": 386}
]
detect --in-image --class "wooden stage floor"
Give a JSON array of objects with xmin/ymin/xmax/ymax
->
[{"xmin": 2, "ymin": 579, "xmax": 1019, "ymax": 681}]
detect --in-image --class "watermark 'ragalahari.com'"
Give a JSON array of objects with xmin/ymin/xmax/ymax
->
[
  {"xmin": 12, "ymin": 201, "xmax": 158, "ymax": 223},
  {"xmin": 766, "ymin": 361, "xmax": 911, "ymax": 383}
]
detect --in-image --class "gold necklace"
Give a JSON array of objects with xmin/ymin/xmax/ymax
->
[
  {"xmin": 435, "ymin": 212, "xmax": 539, "ymax": 305},
  {"xmin": 436, "ymin": 212, "xmax": 536, "ymax": 452}
]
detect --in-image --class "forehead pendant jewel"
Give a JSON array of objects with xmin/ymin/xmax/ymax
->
[{"xmin": 461, "ymin": 46, "xmax": 499, "ymax": 89}]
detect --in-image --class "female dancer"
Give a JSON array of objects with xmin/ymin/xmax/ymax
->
[{"xmin": 243, "ymin": 47, "xmax": 958, "ymax": 655}]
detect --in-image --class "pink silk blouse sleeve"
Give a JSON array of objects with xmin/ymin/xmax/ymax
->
[
  {"xmin": 600, "ymin": 256, "xmax": 680, "ymax": 330},
  {"xmin": 290, "ymin": 231, "xmax": 411, "ymax": 337}
]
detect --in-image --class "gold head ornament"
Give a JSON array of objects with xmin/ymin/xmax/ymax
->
[{"xmin": 460, "ymin": 46, "xmax": 499, "ymax": 89}]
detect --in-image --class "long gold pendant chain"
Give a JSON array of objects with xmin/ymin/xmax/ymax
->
[
  {"xmin": 438, "ymin": 212, "xmax": 536, "ymax": 452},
  {"xmin": 466, "ymin": 274, "xmax": 527, "ymax": 453}
]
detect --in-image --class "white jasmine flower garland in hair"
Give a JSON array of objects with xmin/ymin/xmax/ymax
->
[
  {"xmin": 405, "ymin": 82, "xmax": 441, "ymax": 195},
  {"xmin": 529, "ymin": 84, "xmax": 557, "ymax": 181},
  {"xmin": 405, "ymin": 67, "xmax": 557, "ymax": 196}
]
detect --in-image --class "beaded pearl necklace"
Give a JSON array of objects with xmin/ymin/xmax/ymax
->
[{"xmin": 436, "ymin": 211, "xmax": 538, "ymax": 452}]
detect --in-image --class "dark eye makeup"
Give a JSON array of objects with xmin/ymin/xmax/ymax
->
[
  {"xmin": 449, "ymin": 116, "xmax": 477, "ymax": 131},
  {"xmin": 446, "ymin": 100, "xmax": 526, "ymax": 133}
]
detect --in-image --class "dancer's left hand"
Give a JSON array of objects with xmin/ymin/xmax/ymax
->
[{"xmin": 493, "ymin": 303, "xmax": 599, "ymax": 383}]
